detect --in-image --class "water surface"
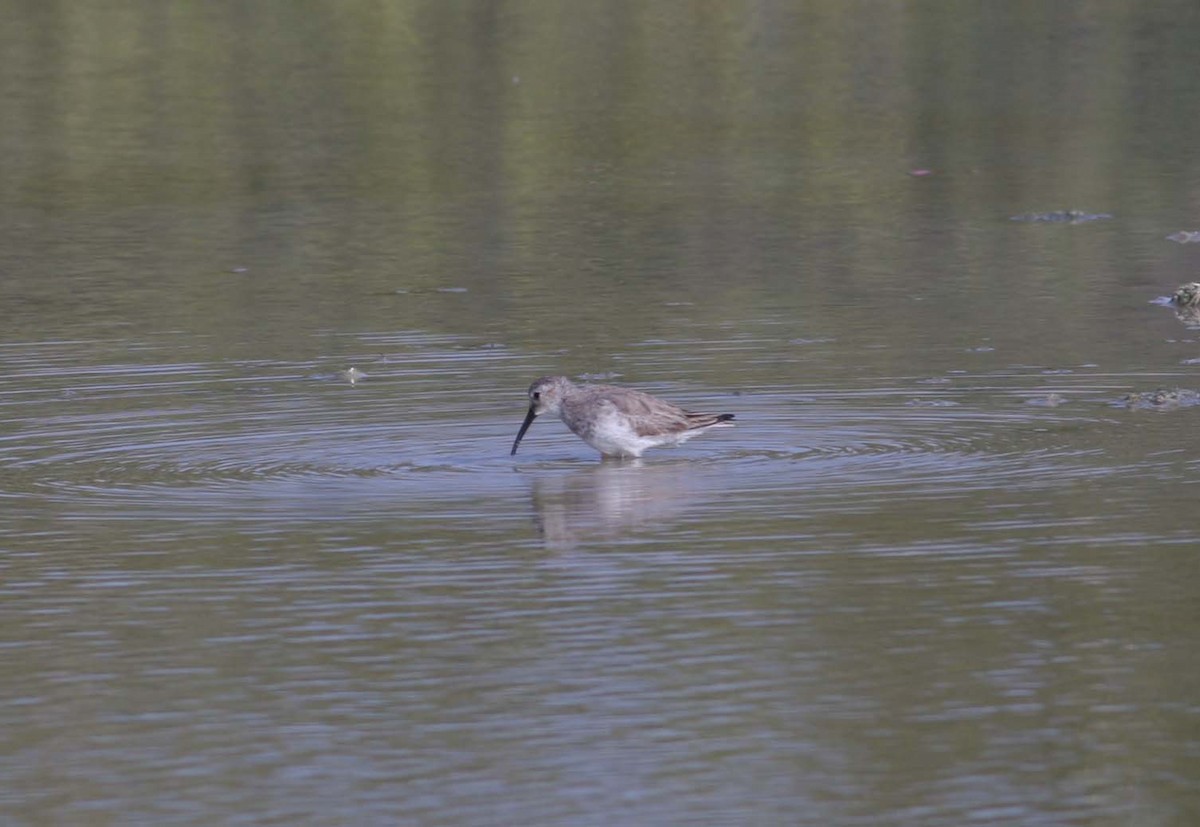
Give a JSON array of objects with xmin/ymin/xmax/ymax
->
[{"xmin": 2, "ymin": 2, "xmax": 1199, "ymax": 825}]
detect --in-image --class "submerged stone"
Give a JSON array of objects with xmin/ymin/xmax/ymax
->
[
  {"xmin": 1166, "ymin": 231, "xmax": 1200, "ymax": 244},
  {"xmin": 1009, "ymin": 210, "xmax": 1113, "ymax": 223},
  {"xmin": 1025, "ymin": 393, "xmax": 1069, "ymax": 407}
]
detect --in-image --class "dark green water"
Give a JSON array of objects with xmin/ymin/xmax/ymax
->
[{"xmin": 2, "ymin": 2, "xmax": 1199, "ymax": 824}]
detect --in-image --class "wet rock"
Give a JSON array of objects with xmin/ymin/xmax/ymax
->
[
  {"xmin": 1170, "ymin": 282, "xmax": 1200, "ymax": 308},
  {"xmin": 1172, "ymin": 305, "xmax": 1200, "ymax": 327},
  {"xmin": 1158, "ymin": 283, "xmax": 1200, "ymax": 325},
  {"xmin": 1009, "ymin": 210, "xmax": 1113, "ymax": 223},
  {"xmin": 1121, "ymin": 388, "xmax": 1200, "ymax": 409}
]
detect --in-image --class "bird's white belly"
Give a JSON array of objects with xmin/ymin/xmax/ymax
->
[
  {"xmin": 566, "ymin": 407, "xmax": 652, "ymax": 457},
  {"xmin": 572, "ymin": 407, "xmax": 694, "ymax": 457}
]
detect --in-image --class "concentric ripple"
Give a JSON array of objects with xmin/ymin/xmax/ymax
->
[{"xmin": 0, "ymin": 335, "xmax": 1190, "ymax": 531}]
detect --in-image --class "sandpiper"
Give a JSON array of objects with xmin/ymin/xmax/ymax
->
[{"xmin": 510, "ymin": 375, "xmax": 735, "ymax": 459}]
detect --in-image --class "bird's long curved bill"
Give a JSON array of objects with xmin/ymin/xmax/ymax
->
[{"xmin": 510, "ymin": 407, "xmax": 537, "ymax": 455}]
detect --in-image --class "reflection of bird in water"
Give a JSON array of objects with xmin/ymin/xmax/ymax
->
[
  {"xmin": 528, "ymin": 461, "xmax": 713, "ymax": 550},
  {"xmin": 511, "ymin": 376, "xmax": 734, "ymax": 459}
]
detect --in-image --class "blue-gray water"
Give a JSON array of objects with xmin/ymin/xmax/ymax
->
[{"xmin": 2, "ymin": 2, "xmax": 1199, "ymax": 825}]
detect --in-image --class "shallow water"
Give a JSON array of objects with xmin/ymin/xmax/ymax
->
[
  {"xmin": 3, "ymin": 2, "xmax": 1200, "ymax": 825},
  {"xmin": 4, "ymin": 332, "xmax": 1197, "ymax": 824}
]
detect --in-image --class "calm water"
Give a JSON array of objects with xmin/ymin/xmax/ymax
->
[{"xmin": 2, "ymin": 2, "xmax": 1199, "ymax": 825}]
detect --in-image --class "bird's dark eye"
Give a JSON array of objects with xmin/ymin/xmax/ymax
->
[{"xmin": 532, "ymin": 392, "xmax": 540, "ymax": 400}]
